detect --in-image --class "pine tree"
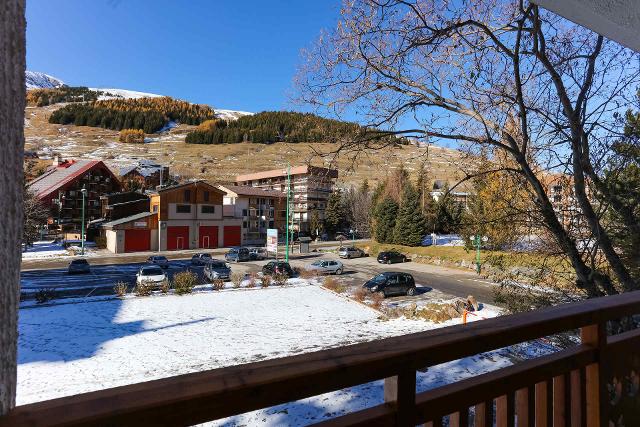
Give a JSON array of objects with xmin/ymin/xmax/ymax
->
[
  {"xmin": 393, "ymin": 183, "xmax": 427, "ymax": 246},
  {"xmin": 324, "ymin": 191, "xmax": 346, "ymax": 235},
  {"xmin": 373, "ymin": 197, "xmax": 398, "ymax": 243}
]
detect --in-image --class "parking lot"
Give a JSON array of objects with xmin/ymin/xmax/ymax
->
[{"xmin": 21, "ymin": 249, "xmax": 498, "ymax": 304}]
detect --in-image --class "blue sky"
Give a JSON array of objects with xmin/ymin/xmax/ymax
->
[{"xmin": 26, "ymin": 0, "xmax": 342, "ymax": 113}]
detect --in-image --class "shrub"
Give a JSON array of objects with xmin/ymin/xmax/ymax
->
[
  {"xmin": 353, "ymin": 287, "xmax": 368, "ymax": 302},
  {"xmin": 173, "ymin": 271, "xmax": 197, "ymax": 295},
  {"xmin": 34, "ymin": 287, "xmax": 57, "ymax": 304},
  {"xmin": 134, "ymin": 281, "xmax": 153, "ymax": 297},
  {"xmin": 322, "ymin": 277, "xmax": 345, "ymax": 293},
  {"xmin": 212, "ymin": 278, "xmax": 225, "ymax": 291},
  {"xmin": 298, "ymin": 268, "xmax": 317, "ymax": 279},
  {"xmin": 260, "ymin": 275, "xmax": 271, "ymax": 288},
  {"xmin": 113, "ymin": 281, "xmax": 128, "ymax": 297},
  {"xmin": 230, "ymin": 272, "xmax": 244, "ymax": 288},
  {"xmin": 246, "ymin": 273, "xmax": 257, "ymax": 288},
  {"xmin": 370, "ymin": 292, "xmax": 385, "ymax": 310},
  {"xmin": 119, "ymin": 128, "xmax": 145, "ymax": 144},
  {"xmin": 159, "ymin": 279, "xmax": 170, "ymax": 294},
  {"xmin": 94, "ymin": 236, "xmax": 107, "ymax": 249},
  {"xmin": 272, "ymin": 273, "xmax": 288, "ymax": 287}
]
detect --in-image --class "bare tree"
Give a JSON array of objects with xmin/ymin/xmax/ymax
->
[
  {"xmin": 0, "ymin": 0, "xmax": 26, "ymax": 415},
  {"xmin": 23, "ymin": 185, "xmax": 49, "ymax": 248},
  {"xmin": 296, "ymin": 0, "xmax": 640, "ymax": 297}
]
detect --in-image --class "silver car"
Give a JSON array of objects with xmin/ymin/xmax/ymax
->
[
  {"xmin": 306, "ymin": 260, "xmax": 344, "ymax": 275},
  {"xmin": 338, "ymin": 246, "xmax": 365, "ymax": 259}
]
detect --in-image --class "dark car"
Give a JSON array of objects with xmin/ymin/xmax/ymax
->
[
  {"xmin": 204, "ymin": 260, "xmax": 231, "ymax": 281},
  {"xmin": 225, "ymin": 247, "xmax": 251, "ymax": 263},
  {"xmin": 191, "ymin": 253, "xmax": 212, "ymax": 266},
  {"xmin": 68, "ymin": 258, "xmax": 90, "ymax": 274},
  {"xmin": 262, "ymin": 261, "xmax": 295, "ymax": 278},
  {"xmin": 147, "ymin": 255, "xmax": 169, "ymax": 269},
  {"xmin": 376, "ymin": 251, "xmax": 407, "ymax": 264},
  {"xmin": 363, "ymin": 272, "xmax": 416, "ymax": 297}
]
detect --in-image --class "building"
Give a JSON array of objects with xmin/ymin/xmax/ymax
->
[
  {"xmin": 430, "ymin": 179, "xmax": 470, "ymax": 207},
  {"xmin": 235, "ymin": 165, "xmax": 338, "ymax": 232},
  {"xmin": 218, "ymin": 184, "xmax": 286, "ymax": 245},
  {"xmin": 102, "ymin": 212, "xmax": 159, "ymax": 253},
  {"xmin": 100, "ymin": 191, "xmax": 150, "ymax": 222},
  {"xmin": 150, "ymin": 181, "xmax": 243, "ymax": 251},
  {"xmin": 119, "ymin": 160, "xmax": 169, "ymax": 189},
  {"xmin": 28, "ymin": 158, "xmax": 121, "ymax": 231}
]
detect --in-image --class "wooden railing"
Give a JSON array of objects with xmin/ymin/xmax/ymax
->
[{"xmin": 2, "ymin": 291, "xmax": 640, "ymax": 426}]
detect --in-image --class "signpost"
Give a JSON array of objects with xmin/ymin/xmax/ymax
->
[{"xmin": 267, "ymin": 228, "xmax": 278, "ymax": 259}]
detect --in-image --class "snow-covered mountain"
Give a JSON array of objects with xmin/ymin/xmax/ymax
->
[{"xmin": 25, "ymin": 71, "xmax": 65, "ymax": 89}]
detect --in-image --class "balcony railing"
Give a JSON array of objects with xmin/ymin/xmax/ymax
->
[{"xmin": 2, "ymin": 291, "xmax": 640, "ymax": 426}]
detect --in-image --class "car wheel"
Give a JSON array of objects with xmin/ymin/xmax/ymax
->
[
  {"xmin": 382, "ymin": 290, "xmax": 388, "ymax": 298},
  {"xmin": 335, "ymin": 268, "xmax": 343, "ymax": 275},
  {"xmin": 387, "ymin": 260, "xmax": 392, "ymax": 265},
  {"xmin": 406, "ymin": 287, "xmax": 416, "ymax": 296},
  {"xmin": 403, "ymin": 257, "xmax": 407, "ymax": 262}
]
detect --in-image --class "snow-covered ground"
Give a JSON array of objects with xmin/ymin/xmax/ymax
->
[
  {"xmin": 22, "ymin": 240, "xmax": 98, "ymax": 260},
  {"xmin": 17, "ymin": 282, "xmax": 553, "ymax": 425}
]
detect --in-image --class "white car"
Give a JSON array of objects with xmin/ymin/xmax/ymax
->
[
  {"xmin": 136, "ymin": 265, "xmax": 167, "ymax": 286},
  {"xmin": 306, "ymin": 260, "xmax": 344, "ymax": 275}
]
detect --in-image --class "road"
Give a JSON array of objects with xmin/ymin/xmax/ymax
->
[{"xmin": 21, "ymin": 251, "xmax": 499, "ymax": 304}]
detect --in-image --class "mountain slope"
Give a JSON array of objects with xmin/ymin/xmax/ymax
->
[{"xmin": 25, "ymin": 71, "xmax": 65, "ymax": 89}]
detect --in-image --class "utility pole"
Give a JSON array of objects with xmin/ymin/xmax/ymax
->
[
  {"xmin": 285, "ymin": 163, "xmax": 291, "ymax": 262},
  {"xmin": 80, "ymin": 185, "xmax": 87, "ymax": 256}
]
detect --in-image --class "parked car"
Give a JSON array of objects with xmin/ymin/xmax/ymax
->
[
  {"xmin": 248, "ymin": 247, "xmax": 268, "ymax": 261},
  {"xmin": 68, "ymin": 258, "xmax": 90, "ymax": 274},
  {"xmin": 338, "ymin": 246, "xmax": 365, "ymax": 259},
  {"xmin": 306, "ymin": 259, "xmax": 344, "ymax": 275},
  {"xmin": 376, "ymin": 251, "xmax": 407, "ymax": 264},
  {"xmin": 262, "ymin": 261, "xmax": 295, "ymax": 278},
  {"xmin": 225, "ymin": 247, "xmax": 251, "ymax": 263},
  {"xmin": 147, "ymin": 255, "xmax": 169, "ymax": 269},
  {"xmin": 191, "ymin": 253, "xmax": 212, "ymax": 266},
  {"xmin": 136, "ymin": 265, "xmax": 167, "ymax": 287},
  {"xmin": 204, "ymin": 260, "xmax": 231, "ymax": 281},
  {"xmin": 363, "ymin": 272, "xmax": 416, "ymax": 297}
]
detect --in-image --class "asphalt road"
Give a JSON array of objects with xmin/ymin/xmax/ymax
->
[{"xmin": 21, "ymin": 251, "xmax": 498, "ymax": 304}]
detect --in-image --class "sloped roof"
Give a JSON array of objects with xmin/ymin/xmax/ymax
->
[
  {"xmin": 101, "ymin": 211, "xmax": 155, "ymax": 229},
  {"xmin": 218, "ymin": 184, "xmax": 284, "ymax": 198},
  {"xmin": 235, "ymin": 165, "xmax": 338, "ymax": 182},
  {"xmin": 28, "ymin": 160, "xmax": 118, "ymax": 199},
  {"xmin": 149, "ymin": 180, "xmax": 224, "ymax": 195}
]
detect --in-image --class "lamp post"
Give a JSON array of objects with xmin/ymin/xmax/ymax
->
[
  {"xmin": 350, "ymin": 228, "xmax": 357, "ymax": 246},
  {"xmin": 469, "ymin": 234, "xmax": 488, "ymax": 274},
  {"xmin": 80, "ymin": 186, "xmax": 87, "ymax": 256},
  {"xmin": 285, "ymin": 164, "xmax": 291, "ymax": 262}
]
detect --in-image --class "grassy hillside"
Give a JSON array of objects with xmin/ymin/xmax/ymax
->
[{"xmin": 24, "ymin": 104, "xmax": 472, "ymax": 188}]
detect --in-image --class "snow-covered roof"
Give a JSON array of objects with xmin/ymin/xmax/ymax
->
[{"xmin": 101, "ymin": 211, "xmax": 155, "ymax": 229}]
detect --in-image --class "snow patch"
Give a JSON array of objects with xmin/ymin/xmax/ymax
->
[{"xmin": 26, "ymin": 71, "xmax": 65, "ymax": 89}]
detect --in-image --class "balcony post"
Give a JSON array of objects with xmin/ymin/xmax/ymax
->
[
  {"xmin": 384, "ymin": 369, "xmax": 416, "ymax": 426},
  {"xmin": 580, "ymin": 323, "xmax": 606, "ymax": 427}
]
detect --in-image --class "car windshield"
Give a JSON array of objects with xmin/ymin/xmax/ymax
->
[
  {"xmin": 369, "ymin": 274, "xmax": 387, "ymax": 284},
  {"xmin": 71, "ymin": 259, "xmax": 87, "ymax": 265},
  {"xmin": 209, "ymin": 261, "xmax": 226, "ymax": 268},
  {"xmin": 228, "ymin": 249, "xmax": 238, "ymax": 254},
  {"xmin": 141, "ymin": 267, "xmax": 163, "ymax": 276},
  {"xmin": 155, "ymin": 257, "xmax": 167, "ymax": 261},
  {"xmin": 311, "ymin": 261, "xmax": 324, "ymax": 266}
]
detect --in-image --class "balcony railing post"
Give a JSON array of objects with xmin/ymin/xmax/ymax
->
[
  {"xmin": 580, "ymin": 322, "xmax": 607, "ymax": 427},
  {"xmin": 384, "ymin": 369, "xmax": 416, "ymax": 426}
]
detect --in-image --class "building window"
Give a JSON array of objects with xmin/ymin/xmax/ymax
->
[
  {"xmin": 176, "ymin": 204, "xmax": 191, "ymax": 213},
  {"xmin": 204, "ymin": 191, "xmax": 209, "ymax": 202},
  {"xmin": 152, "ymin": 205, "xmax": 158, "ymax": 213},
  {"xmin": 184, "ymin": 190, "xmax": 191, "ymax": 202},
  {"xmin": 242, "ymin": 221, "xmax": 248, "ymax": 228},
  {"xmin": 201, "ymin": 205, "xmax": 215, "ymax": 214},
  {"xmin": 242, "ymin": 209, "xmax": 248, "ymax": 217}
]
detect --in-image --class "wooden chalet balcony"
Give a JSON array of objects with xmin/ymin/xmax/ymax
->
[{"xmin": 2, "ymin": 291, "xmax": 640, "ymax": 426}]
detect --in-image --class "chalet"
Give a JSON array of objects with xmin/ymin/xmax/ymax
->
[
  {"xmin": 119, "ymin": 160, "xmax": 169, "ymax": 189},
  {"xmin": 28, "ymin": 158, "xmax": 121, "ymax": 231}
]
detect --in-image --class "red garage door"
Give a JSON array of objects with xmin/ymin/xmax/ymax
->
[
  {"xmin": 124, "ymin": 229, "xmax": 150, "ymax": 253},
  {"xmin": 223, "ymin": 226, "xmax": 241, "ymax": 247},
  {"xmin": 167, "ymin": 226, "xmax": 189, "ymax": 251},
  {"xmin": 199, "ymin": 226, "xmax": 218, "ymax": 248}
]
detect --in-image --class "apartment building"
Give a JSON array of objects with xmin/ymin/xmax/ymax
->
[
  {"xmin": 218, "ymin": 185, "xmax": 286, "ymax": 245},
  {"xmin": 235, "ymin": 165, "xmax": 338, "ymax": 233}
]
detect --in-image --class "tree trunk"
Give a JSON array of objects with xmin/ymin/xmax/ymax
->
[{"xmin": 0, "ymin": 0, "xmax": 26, "ymax": 416}]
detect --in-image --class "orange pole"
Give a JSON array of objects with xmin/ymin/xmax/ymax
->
[{"xmin": 462, "ymin": 310, "xmax": 468, "ymax": 325}]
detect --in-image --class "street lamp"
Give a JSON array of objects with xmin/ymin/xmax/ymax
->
[
  {"xmin": 469, "ymin": 234, "xmax": 488, "ymax": 274},
  {"xmin": 80, "ymin": 185, "xmax": 87, "ymax": 256},
  {"xmin": 350, "ymin": 228, "xmax": 357, "ymax": 245}
]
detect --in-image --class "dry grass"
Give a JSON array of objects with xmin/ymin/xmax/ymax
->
[
  {"xmin": 24, "ymin": 105, "xmax": 470, "ymax": 187},
  {"xmin": 230, "ymin": 272, "xmax": 244, "ymax": 288},
  {"xmin": 322, "ymin": 276, "xmax": 345, "ymax": 293},
  {"xmin": 353, "ymin": 287, "xmax": 368, "ymax": 302},
  {"xmin": 369, "ymin": 292, "xmax": 385, "ymax": 310}
]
